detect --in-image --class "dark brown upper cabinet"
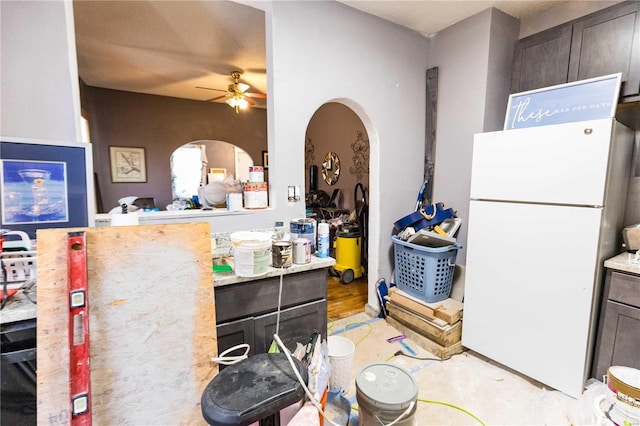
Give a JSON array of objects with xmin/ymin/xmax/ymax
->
[
  {"xmin": 512, "ymin": 1, "xmax": 640, "ymax": 102},
  {"xmin": 511, "ymin": 26, "xmax": 572, "ymax": 94}
]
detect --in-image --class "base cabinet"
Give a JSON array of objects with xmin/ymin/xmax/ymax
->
[
  {"xmin": 215, "ymin": 268, "xmax": 328, "ymax": 366},
  {"xmin": 592, "ymin": 269, "xmax": 640, "ymax": 380}
]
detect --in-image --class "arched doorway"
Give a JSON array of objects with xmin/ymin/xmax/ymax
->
[{"xmin": 305, "ymin": 102, "xmax": 371, "ymax": 319}]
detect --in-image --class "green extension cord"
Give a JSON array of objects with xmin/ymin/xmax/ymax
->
[{"xmin": 350, "ymin": 399, "xmax": 485, "ymax": 425}]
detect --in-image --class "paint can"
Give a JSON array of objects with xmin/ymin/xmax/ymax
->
[
  {"xmin": 356, "ymin": 363, "xmax": 418, "ymax": 426},
  {"xmin": 248, "ymin": 166, "xmax": 264, "ymax": 183},
  {"xmin": 230, "ymin": 231, "xmax": 272, "ymax": 277},
  {"xmin": 243, "ymin": 182, "xmax": 268, "ymax": 209},
  {"xmin": 272, "ymin": 241, "xmax": 292, "ymax": 268},
  {"xmin": 605, "ymin": 366, "xmax": 640, "ymax": 425},
  {"xmin": 292, "ymin": 238, "xmax": 311, "ymax": 264},
  {"xmin": 290, "ymin": 218, "xmax": 317, "ymax": 253},
  {"xmin": 226, "ymin": 193, "xmax": 243, "ymax": 211}
]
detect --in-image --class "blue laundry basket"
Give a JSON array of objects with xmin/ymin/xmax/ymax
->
[{"xmin": 392, "ymin": 235, "xmax": 461, "ymax": 303}]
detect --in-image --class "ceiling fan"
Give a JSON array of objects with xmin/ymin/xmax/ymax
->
[{"xmin": 197, "ymin": 71, "xmax": 266, "ymax": 113}]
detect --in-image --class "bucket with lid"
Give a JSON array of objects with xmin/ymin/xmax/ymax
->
[
  {"xmin": 290, "ymin": 218, "xmax": 317, "ymax": 253},
  {"xmin": 356, "ymin": 363, "xmax": 418, "ymax": 426},
  {"xmin": 605, "ymin": 366, "xmax": 640, "ymax": 424},
  {"xmin": 327, "ymin": 335, "xmax": 356, "ymax": 394},
  {"xmin": 230, "ymin": 231, "xmax": 272, "ymax": 277}
]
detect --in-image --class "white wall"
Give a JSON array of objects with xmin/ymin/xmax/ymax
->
[
  {"xmin": 0, "ymin": 1, "xmax": 81, "ymax": 141},
  {"xmin": 430, "ymin": 8, "xmax": 519, "ymax": 265},
  {"xmin": 267, "ymin": 1, "xmax": 429, "ymax": 309}
]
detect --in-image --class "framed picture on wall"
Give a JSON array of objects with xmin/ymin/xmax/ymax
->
[
  {"xmin": 109, "ymin": 146, "xmax": 147, "ymax": 183},
  {"xmin": 0, "ymin": 136, "xmax": 96, "ymax": 239},
  {"xmin": 262, "ymin": 151, "xmax": 269, "ymax": 169}
]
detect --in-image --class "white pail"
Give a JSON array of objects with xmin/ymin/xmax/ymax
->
[
  {"xmin": 230, "ymin": 231, "xmax": 272, "ymax": 277},
  {"xmin": 356, "ymin": 363, "xmax": 418, "ymax": 426},
  {"xmin": 327, "ymin": 335, "xmax": 355, "ymax": 394}
]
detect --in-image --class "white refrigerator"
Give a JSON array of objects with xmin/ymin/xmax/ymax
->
[{"xmin": 462, "ymin": 118, "xmax": 634, "ymax": 398}]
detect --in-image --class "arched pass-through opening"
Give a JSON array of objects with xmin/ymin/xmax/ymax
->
[{"xmin": 305, "ymin": 99, "xmax": 381, "ymax": 314}]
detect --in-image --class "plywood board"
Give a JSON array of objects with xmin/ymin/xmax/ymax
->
[{"xmin": 36, "ymin": 223, "xmax": 217, "ymax": 425}]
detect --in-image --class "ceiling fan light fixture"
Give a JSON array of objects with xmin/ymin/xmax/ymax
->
[{"xmin": 226, "ymin": 95, "xmax": 249, "ymax": 113}]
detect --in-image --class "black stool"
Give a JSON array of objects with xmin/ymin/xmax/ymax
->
[{"xmin": 201, "ymin": 353, "xmax": 308, "ymax": 426}]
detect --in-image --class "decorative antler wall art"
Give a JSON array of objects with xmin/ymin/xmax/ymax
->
[
  {"xmin": 350, "ymin": 130, "xmax": 369, "ymax": 182},
  {"xmin": 305, "ymin": 137, "xmax": 315, "ymax": 168}
]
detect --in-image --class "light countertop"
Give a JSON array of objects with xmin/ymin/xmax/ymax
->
[
  {"xmin": 213, "ymin": 255, "xmax": 335, "ymax": 286},
  {"xmin": 1, "ymin": 292, "xmax": 37, "ymax": 324},
  {"xmin": 604, "ymin": 252, "xmax": 640, "ymax": 275}
]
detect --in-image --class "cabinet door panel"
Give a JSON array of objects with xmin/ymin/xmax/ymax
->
[
  {"xmin": 511, "ymin": 25, "xmax": 572, "ymax": 93},
  {"xmin": 568, "ymin": 1, "xmax": 640, "ymax": 98},
  {"xmin": 253, "ymin": 300, "xmax": 327, "ymax": 354},
  {"xmin": 216, "ymin": 316, "xmax": 256, "ymax": 368},
  {"xmin": 592, "ymin": 300, "xmax": 640, "ymax": 380}
]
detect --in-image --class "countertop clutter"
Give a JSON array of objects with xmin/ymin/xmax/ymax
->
[
  {"xmin": 214, "ymin": 255, "xmax": 335, "ymax": 287},
  {"xmin": 603, "ymin": 251, "xmax": 640, "ymax": 274}
]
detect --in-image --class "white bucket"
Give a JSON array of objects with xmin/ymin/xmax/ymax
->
[
  {"xmin": 356, "ymin": 363, "xmax": 418, "ymax": 426},
  {"xmin": 230, "ymin": 231, "xmax": 272, "ymax": 277},
  {"xmin": 327, "ymin": 335, "xmax": 355, "ymax": 394}
]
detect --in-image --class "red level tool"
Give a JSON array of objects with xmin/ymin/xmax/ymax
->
[{"xmin": 67, "ymin": 231, "xmax": 91, "ymax": 425}]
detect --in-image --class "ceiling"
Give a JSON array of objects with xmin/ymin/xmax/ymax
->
[{"xmin": 73, "ymin": 0, "xmax": 564, "ymax": 107}]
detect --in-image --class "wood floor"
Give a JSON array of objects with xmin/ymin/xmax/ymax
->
[{"xmin": 327, "ymin": 274, "xmax": 368, "ymax": 321}]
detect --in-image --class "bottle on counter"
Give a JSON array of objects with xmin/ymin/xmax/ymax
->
[{"xmin": 317, "ymin": 222, "xmax": 330, "ymax": 258}]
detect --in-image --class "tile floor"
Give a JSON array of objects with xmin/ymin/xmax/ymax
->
[{"xmin": 327, "ymin": 312, "xmax": 603, "ymax": 426}]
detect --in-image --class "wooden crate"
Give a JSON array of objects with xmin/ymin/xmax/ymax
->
[{"xmin": 386, "ymin": 316, "xmax": 463, "ymax": 360}]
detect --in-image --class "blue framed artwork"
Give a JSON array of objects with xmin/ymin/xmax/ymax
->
[
  {"xmin": 0, "ymin": 137, "xmax": 95, "ymax": 240},
  {"xmin": 504, "ymin": 73, "xmax": 621, "ymax": 130}
]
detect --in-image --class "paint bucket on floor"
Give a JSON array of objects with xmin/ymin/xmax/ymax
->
[
  {"xmin": 230, "ymin": 231, "xmax": 272, "ymax": 277},
  {"xmin": 327, "ymin": 335, "xmax": 356, "ymax": 394},
  {"xmin": 356, "ymin": 363, "xmax": 418, "ymax": 426},
  {"xmin": 605, "ymin": 366, "xmax": 640, "ymax": 425}
]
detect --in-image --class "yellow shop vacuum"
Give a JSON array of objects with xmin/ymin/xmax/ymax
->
[{"xmin": 331, "ymin": 223, "xmax": 365, "ymax": 284}]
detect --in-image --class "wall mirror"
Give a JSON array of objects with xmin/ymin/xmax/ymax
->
[{"xmin": 322, "ymin": 152, "xmax": 341, "ymax": 185}]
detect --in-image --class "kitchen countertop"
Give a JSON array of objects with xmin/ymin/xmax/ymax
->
[
  {"xmin": 0, "ymin": 292, "xmax": 37, "ymax": 324},
  {"xmin": 1, "ymin": 255, "xmax": 336, "ymax": 324},
  {"xmin": 604, "ymin": 252, "xmax": 640, "ymax": 275},
  {"xmin": 213, "ymin": 255, "xmax": 336, "ymax": 287}
]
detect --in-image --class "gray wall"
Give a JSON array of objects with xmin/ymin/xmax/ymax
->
[
  {"xmin": 430, "ymin": 8, "xmax": 519, "ymax": 264},
  {"xmin": 1, "ymin": 1, "xmax": 80, "ymax": 141},
  {"xmin": 266, "ymin": 1, "xmax": 430, "ymax": 306}
]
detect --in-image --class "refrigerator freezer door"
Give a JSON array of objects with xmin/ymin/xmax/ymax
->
[
  {"xmin": 462, "ymin": 200, "xmax": 602, "ymax": 398},
  {"xmin": 470, "ymin": 119, "xmax": 613, "ymax": 206}
]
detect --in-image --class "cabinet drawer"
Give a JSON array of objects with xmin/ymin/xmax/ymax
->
[
  {"xmin": 214, "ymin": 268, "xmax": 327, "ymax": 323},
  {"xmin": 609, "ymin": 271, "xmax": 640, "ymax": 307}
]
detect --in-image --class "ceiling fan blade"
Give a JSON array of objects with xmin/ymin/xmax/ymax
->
[
  {"xmin": 245, "ymin": 92, "xmax": 267, "ymax": 99},
  {"xmin": 196, "ymin": 86, "xmax": 226, "ymax": 92},
  {"xmin": 205, "ymin": 95, "xmax": 228, "ymax": 102},
  {"xmin": 245, "ymin": 97, "xmax": 255, "ymax": 106}
]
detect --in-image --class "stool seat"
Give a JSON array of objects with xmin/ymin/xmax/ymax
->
[{"xmin": 201, "ymin": 353, "xmax": 308, "ymax": 426}]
